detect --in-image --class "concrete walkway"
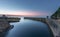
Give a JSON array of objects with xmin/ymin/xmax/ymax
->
[
  {"xmin": 46, "ymin": 19, "xmax": 60, "ymax": 37},
  {"xmin": 52, "ymin": 19, "xmax": 60, "ymax": 37}
]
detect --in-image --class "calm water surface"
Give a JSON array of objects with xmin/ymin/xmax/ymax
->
[{"xmin": 0, "ymin": 17, "xmax": 53, "ymax": 37}]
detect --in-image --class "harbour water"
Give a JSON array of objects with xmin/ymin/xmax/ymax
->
[{"xmin": 0, "ymin": 17, "xmax": 53, "ymax": 37}]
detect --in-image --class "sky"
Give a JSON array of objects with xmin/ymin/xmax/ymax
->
[{"xmin": 0, "ymin": 0, "xmax": 60, "ymax": 17}]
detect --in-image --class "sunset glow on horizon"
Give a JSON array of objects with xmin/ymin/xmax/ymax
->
[
  {"xmin": 0, "ymin": 10, "xmax": 48, "ymax": 16},
  {"xmin": 0, "ymin": 0, "xmax": 60, "ymax": 17}
]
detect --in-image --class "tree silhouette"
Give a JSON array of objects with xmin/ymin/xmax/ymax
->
[{"xmin": 51, "ymin": 7, "xmax": 60, "ymax": 19}]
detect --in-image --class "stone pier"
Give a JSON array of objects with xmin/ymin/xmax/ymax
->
[{"xmin": 0, "ymin": 15, "xmax": 20, "ymax": 32}]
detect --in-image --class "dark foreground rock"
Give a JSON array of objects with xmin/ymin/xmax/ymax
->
[{"xmin": 0, "ymin": 25, "xmax": 14, "ymax": 33}]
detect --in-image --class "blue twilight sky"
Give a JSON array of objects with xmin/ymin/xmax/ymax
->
[{"xmin": 0, "ymin": 0, "xmax": 60, "ymax": 16}]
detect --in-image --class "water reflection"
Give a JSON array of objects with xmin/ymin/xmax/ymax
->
[{"xmin": 0, "ymin": 17, "xmax": 53, "ymax": 37}]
